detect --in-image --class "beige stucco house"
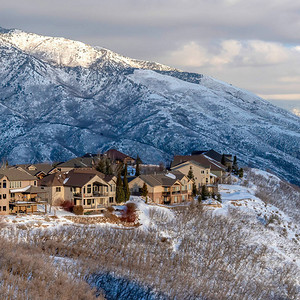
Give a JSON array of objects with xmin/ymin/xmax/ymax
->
[
  {"xmin": 0, "ymin": 168, "xmax": 46, "ymax": 215},
  {"xmin": 39, "ymin": 168, "xmax": 116, "ymax": 212},
  {"xmin": 129, "ymin": 171, "xmax": 193, "ymax": 204}
]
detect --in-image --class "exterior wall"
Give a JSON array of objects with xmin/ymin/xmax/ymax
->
[
  {"xmin": 0, "ymin": 176, "xmax": 10, "ymax": 215},
  {"xmin": 0, "ymin": 176, "xmax": 37, "ymax": 215},
  {"xmin": 171, "ymin": 162, "xmax": 211, "ymax": 189},
  {"xmin": 129, "ymin": 176, "xmax": 194, "ymax": 205},
  {"xmin": 71, "ymin": 176, "xmax": 116, "ymax": 211}
]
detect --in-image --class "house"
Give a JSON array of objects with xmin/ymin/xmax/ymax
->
[
  {"xmin": 14, "ymin": 163, "xmax": 56, "ymax": 179},
  {"xmin": 104, "ymin": 149, "xmax": 136, "ymax": 165},
  {"xmin": 128, "ymin": 171, "xmax": 193, "ymax": 204},
  {"xmin": 55, "ymin": 156, "xmax": 102, "ymax": 173},
  {"xmin": 170, "ymin": 154, "xmax": 220, "ymax": 193},
  {"xmin": 0, "ymin": 168, "xmax": 47, "ymax": 215},
  {"xmin": 39, "ymin": 168, "xmax": 117, "ymax": 212}
]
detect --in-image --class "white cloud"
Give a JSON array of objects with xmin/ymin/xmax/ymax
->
[{"xmin": 161, "ymin": 39, "xmax": 300, "ymax": 102}]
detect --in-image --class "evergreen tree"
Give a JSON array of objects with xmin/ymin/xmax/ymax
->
[
  {"xmin": 192, "ymin": 182, "xmax": 197, "ymax": 197},
  {"xmin": 201, "ymin": 185, "xmax": 209, "ymax": 200},
  {"xmin": 232, "ymin": 155, "xmax": 238, "ymax": 175},
  {"xmin": 187, "ymin": 167, "xmax": 195, "ymax": 180},
  {"xmin": 105, "ymin": 159, "xmax": 113, "ymax": 175},
  {"xmin": 123, "ymin": 164, "xmax": 130, "ymax": 201},
  {"xmin": 141, "ymin": 182, "xmax": 148, "ymax": 202},
  {"xmin": 238, "ymin": 168, "xmax": 244, "ymax": 178},
  {"xmin": 135, "ymin": 155, "xmax": 141, "ymax": 177},
  {"xmin": 136, "ymin": 154, "xmax": 142, "ymax": 165},
  {"xmin": 96, "ymin": 159, "xmax": 105, "ymax": 173},
  {"xmin": 116, "ymin": 172, "xmax": 125, "ymax": 203}
]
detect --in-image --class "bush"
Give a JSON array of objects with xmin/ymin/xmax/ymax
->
[
  {"xmin": 61, "ymin": 200, "xmax": 74, "ymax": 212},
  {"xmin": 73, "ymin": 205, "xmax": 84, "ymax": 215},
  {"xmin": 120, "ymin": 202, "xmax": 137, "ymax": 223}
]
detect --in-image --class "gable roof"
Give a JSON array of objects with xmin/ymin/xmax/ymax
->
[
  {"xmin": 39, "ymin": 172, "xmax": 66, "ymax": 187},
  {"xmin": 138, "ymin": 171, "xmax": 187, "ymax": 187},
  {"xmin": 204, "ymin": 149, "xmax": 232, "ymax": 163},
  {"xmin": 171, "ymin": 154, "xmax": 211, "ymax": 169},
  {"xmin": 104, "ymin": 149, "xmax": 134, "ymax": 161},
  {"xmin": 56, "ymin": 157, "xmax": 100, "ymax": 169},
  {"xmin": 0, "ymin": 168, "xmax": 36, "ymax": 181},
  {"xmin": 15, "ymin": 163, "xmax": 54, "ymax": 177},
  {"xmin": 63, "ymin": 173, "xmax": 100, "ymax": 187}
]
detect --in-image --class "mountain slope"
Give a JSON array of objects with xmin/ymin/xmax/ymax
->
[{"xmin": 0, "ymin": 27, "xmax": 299, "ymax": 185}]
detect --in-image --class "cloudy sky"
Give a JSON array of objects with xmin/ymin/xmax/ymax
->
[{"xmin": 1, "ymin": 0, "xmax": 300, "ymax": 110}]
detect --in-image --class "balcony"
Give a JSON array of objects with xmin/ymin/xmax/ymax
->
[
  {"xmin": 73, "ymin": 193, "xmax": 82, "ymax": 198},
  {"xmin": 93, "ymin": 191, "xmax": 108, "ymax": 197}
]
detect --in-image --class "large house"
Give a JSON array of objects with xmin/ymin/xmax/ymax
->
[
  {"xmin": 104, "ymin": 149, "xmax": 136, "ymax": 165},
  {"xmin": 39, "ymin": 168, "xmax": 117, "ymax": 212},
  {"xmin": 0, "ymin": 168, "xmax": 47, "ymax": 215},
  {"xmin": 129, "ymin": 171, "xmax": 193, "ymax": 204},
  {"xmin": 170, "ymin": 154, "xmax": 224, "ymax": 191}
]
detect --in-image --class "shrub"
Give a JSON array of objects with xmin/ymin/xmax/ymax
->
[
  {"xmin": 61, "ymin": 200, "xmax": 74, "ymax": 212},
  {"xmin": 73, "ymin": 205, "xmax": 84, "ymax": 215},
  {"xmin": 120, "ymin": 202, "xmax": 137, "ymax": 223}
]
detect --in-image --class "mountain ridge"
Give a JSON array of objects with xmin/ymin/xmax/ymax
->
[{"xmin": 0, "ymin": 27, "xmax": 299, "ymax": 185}]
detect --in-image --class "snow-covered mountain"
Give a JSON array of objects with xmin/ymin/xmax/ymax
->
[{"xmin": 0, "ymin": 27, "xmax": 299, "ymax": 185}]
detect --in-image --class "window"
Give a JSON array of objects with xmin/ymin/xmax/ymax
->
[
  {"xmin": 109, "ymin": 197, "xmax": 114, "ymax": 203},
  {"xmin": 56, "ymin": 187, "xmax": 61, "ymax": 192},
  {"xmin": 182, "ymin": 195, "xmax": 185, "ymax": 201},
  {"xmin": 87, "ymin": 185, "xmax": 91, "ymax": 194},
  {"xmin": 3, "ymin": 180, "xmax": 6, "ymax": 189},
  {"xmin": 34, "ymin": 181, "xmax": 37, "ymax": 186},
  {"xmin": 201, "ymin": 170, "xmax": 205, "ymax": 174},
  {"xmin": 0, "ymin": 207, "xmax": 1, "ymax": 211},
  {"xmin": 188, "ymin": 184, "xmax": 191, "ymax": 190},
  {"xmin": 10, "ymin": 193, "xmax": 15, "ymax": 198},
  {"xmin": 3, "ymin": 194, "xmax": 6, "ymax": 199},
  {"xmin": 206, "ymin": 178, "xmax": 209, "ymax": 184},
  {"xmin": 3, "ymin": 206, "xmax": 6, "ymax": 211},
  {"xmin": 206, "ymin": 170, "xmax": 209, "ymax": 174},
  {"xmin": 0, "ymin": 195, "xmax": 1, "ymax": 199},
  {"xmin": 176, "ymin": 186, "xmax": 180, "ymax": 191},
  {"xmin": 174, "ymin": 196, "xmax": 178, "ymax": 203},
  {"xmin": 0, "ymin": 182, "xmax": 1, "ymax": 188},
  {"xmin": 87, "ymin": 199, "xmax": 91, "ymax": 205},
  {"xmin": 10, "ymin": 181, "xmax": 22, "ymax": 188}
]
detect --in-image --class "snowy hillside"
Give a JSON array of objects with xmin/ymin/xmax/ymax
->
[
  {"xmin": 1, "ymin": 168, "xmax": 299, "ymax": 299},
  {"xmin": 0, "ymin": 27, "xmax": 299, "ymax": 185}
]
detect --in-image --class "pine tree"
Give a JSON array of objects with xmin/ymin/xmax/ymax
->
[
  {"xmin": 201, "ymin": 185, "xmax": 209, "ymax": 200},
  {"xmin": 123, "ymin": 164, "xmax": 130, "ymax": 201},
  {"xmin": 135, "ymin": 155, "xmax": 141, "ymax": 177},
  {"xmin": 192, "ymin": 182, "xmax": 197, "ymax": 197},
  {"xmin": 105, "ymin": 159, "xmax": 113, "ymax": 175},
  {"xmin": 187, "ymin": 167, "xmax": 195, "ymax": 180},
  {"xmin": 238, "ymin": 168, "xmax": 244, "ymax": 178},
  {"xmin": 141, "ymin": 182, "xmax": 148, "ymax": 202},
  {"xmin": 96, "ymin": 159, "xmax": 105, "ymax": 173},
  {"xmin": 116, "ymin": 172, "xmax": 125, "ymax": 203},
  {"xmin": 233, "ymin": 155, "xmax": 238, "ymax": 175},
  {"xmin": 136, "ymin": 154, "xmax": 142, "ymax": 165}
]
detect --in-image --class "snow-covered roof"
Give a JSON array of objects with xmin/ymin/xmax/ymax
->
[{"xmin": 10, "ymin": 185, "xmax": 31, "ymax": 193}]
